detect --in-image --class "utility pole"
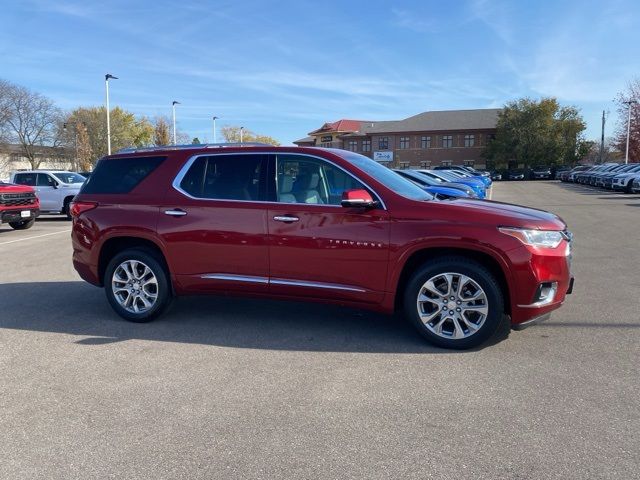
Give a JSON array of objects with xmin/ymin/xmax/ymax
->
[
  {"xmin": 105, "ymin": 74, "xmax": 118, "ymax": 155},
  {"xmin": 240, "ymin": 126, "xmax": 244, "ymax": 144},
  {"xmin": 623, "ymin": 100, "xmax": 637, "ymax": 164},
  {"xmin": 599, "ymin": 110, "xmax": 605, "ymax": 164},
  {"xmin": 172, "ymin": 101, "xmax": 180, "ymax": 145},
  {"xmin": 212, "ymin": 116, "xmax": 218, "ymax": 143}
]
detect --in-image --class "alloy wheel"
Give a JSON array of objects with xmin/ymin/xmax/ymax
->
[{"xmin": 111, "ymin": 260, "xmax": 159, "ymax": 314}]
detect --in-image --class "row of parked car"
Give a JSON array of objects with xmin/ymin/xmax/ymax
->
[
  {"xmin": 0, "ymin": 169, "xmax": 87, "ymax": 230},
  {"xmin": 394, "ymin": 166, "xmax": 492, "ymax": 200},
  {"xmin": 559, "ymin": 163, "xmax": 640, "ymax": 193}
]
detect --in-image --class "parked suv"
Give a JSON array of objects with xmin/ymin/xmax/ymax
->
[
  {"xmin": 0, "ymin": 181, "xmax": 40, "ymax": 229},
  {"xmin": 71, "ymin": 145, "xmax": 574, "ymax": 349},
  {"xmin": 10, "ymin": 170, "xmax": 86, "ymax": 218}
]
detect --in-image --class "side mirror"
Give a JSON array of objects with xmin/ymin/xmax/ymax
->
[{"xmin": 341, "ymin": 189, "xmax": 377, "ymax": 209}]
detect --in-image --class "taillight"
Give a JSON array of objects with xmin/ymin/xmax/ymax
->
[{"xmin": 70, "ymin": 201, "xmax": 97, "ymax": 218}]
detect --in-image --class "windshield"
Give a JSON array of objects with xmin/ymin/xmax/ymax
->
[
  {"xmin": 429, "ymin": 170, "xmax": 460, "ymax": 182},
  {"xmin": 335, "ymin": 151, "xmax": 434, "ymax": 201},
  {"xmin": 52, "ymin": 172, "xmax": 86, "ymax": 184}
]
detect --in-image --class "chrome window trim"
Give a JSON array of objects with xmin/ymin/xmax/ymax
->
[
  {"xmin": 171, "ymin": 151, "xmax": 387, "ymax": 210},
  {"xmin": 199, "ymin": 273, "xmax": 366, "ymax": 293}
]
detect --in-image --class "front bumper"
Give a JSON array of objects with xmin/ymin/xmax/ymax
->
[{"xmin": 0, "ymin": 208, "xmax": 40, "ymax": 224}]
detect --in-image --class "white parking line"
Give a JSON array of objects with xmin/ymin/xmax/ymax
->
[{"xmin": 0, "ymin": 229, "xmax": 71, "ymax": 246}]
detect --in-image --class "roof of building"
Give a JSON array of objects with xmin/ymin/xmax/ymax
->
[
  {"xmin": 293, "ymin": 136, "xmax": 316, "ymax": 144},
  {"xmin": 359, "ymin": 109, "xmax": 501, "ymax": 134},
  {"xmin": 308, "ymin": 119, "xmax": 370, "ymax": 135}
]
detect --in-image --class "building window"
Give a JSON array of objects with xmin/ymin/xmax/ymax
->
[
  {"xmin": 378, "ymin": 137, "xmax": 389, "ymax": 150},
  {"xmin": 487, "ymin": 134, "xmax": 496, "ymax": 144},
  {"xmin": 464, "ymin": 134, "xmax": 475, "ymax": 147},
  {"xmin": 442, "ymin": 135, "xmax": 453, "ymax": 148},
  {"xmin": 420, "ymin": 161, "xmax": 430, "ymax": 169},
  {"xmin": 464, "ymin": 160, "xmax": 475, "ymax": 167},
  {"xmin": 399, "ymin": 137, "xmax": 410, "ymax": 149},
  {"xmin": 421, "ymin": 136, "xmax": 431, "ymax": 149},
  {"xmin": 347, "ymin": 140, "xmax": 358, "ymax": 152},
  {"xmin": 362, "ymin": 139, "xmax": 371, "ymax": 152},
  {"xmin": 399, "ymin": 162, "xmax": 410, "ymax": 169},
  {"xmin": 320, "ymin": 143, "xmax": 331, "ymax": 148},
  {"xmin": 441, "ymin": 160, "xmax": 453, "ymax": 167}
]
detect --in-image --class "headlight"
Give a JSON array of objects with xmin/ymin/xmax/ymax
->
[{"xmin": 498, "ymin": 227, "xmax": 564, "ymax": 248}]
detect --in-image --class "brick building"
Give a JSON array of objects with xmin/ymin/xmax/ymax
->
[{"xmin": 294, "ymin": 109, "xmax": 500, "ymax": 169}]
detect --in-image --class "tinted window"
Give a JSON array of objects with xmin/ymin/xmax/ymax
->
[
  {"xmin": 37, "ymin": 174, "xmax": 56, "ymax": 187},
  {"xmin": 179, "ymin": 154, "xmax": 265, "ymax": 201},
  {"xmin": 276, "ymin": 154, "xmax": 367, "ymax": 205},
  {"xmin": 81, "ymin": 156, "xmax": 165, "ymax": 194},
  {"xmin": 13, "ymin": 173, "xmax": 37, "ymax": 186}
]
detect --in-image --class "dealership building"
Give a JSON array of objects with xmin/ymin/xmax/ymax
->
[{"xmin": 294, "ymin": 108, "xmax": 500, "ymax": 169}]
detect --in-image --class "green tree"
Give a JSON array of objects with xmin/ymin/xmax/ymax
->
[
  {"xmin": 192, "ymin": 137, "xmax": 201, "ymax": 144},
  {"xmin": 65, "ymin": 106, "xmax": 154, "ymax": 161},
  {"xmin": 483, "ymin": 97, "xmax": 586, "ymax": 168},
  {"xmin": 221, "ymin": 125, "xmax": 280, "ymax": 145}
]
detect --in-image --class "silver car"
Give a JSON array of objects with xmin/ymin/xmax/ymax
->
[{"xmin": 10, "ymin": 170, "xmax": 86, "ymax": 218}]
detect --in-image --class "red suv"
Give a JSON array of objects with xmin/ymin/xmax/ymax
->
[{"xmin": 71, "ymin": 145, "xmax": 573, "ymax": 349}]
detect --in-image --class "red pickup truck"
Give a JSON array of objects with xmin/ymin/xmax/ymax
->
[{"xmin": 0, "ymin": 181, "xmax": 40, "ymax": 229}]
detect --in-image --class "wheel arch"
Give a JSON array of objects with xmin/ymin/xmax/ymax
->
[
  {"xmin": 98, "ymin": 236, "xmax": 171, "ymax": 290},
  {"xmin": 393, "ymin": 246, "xmax": 512, "ymax": 316}
]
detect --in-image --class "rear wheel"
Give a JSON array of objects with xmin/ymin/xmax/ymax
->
[
  {"xmin": 104, "ymin": 248, "xmax": 172, "ymax": 322},
  {"xmin": 63, "ymin": 197, "xmax": 73, "ymax": 219},
  {"xmin": 403, "ymin": 257, "xmax": 504, "ymax": 349},
  {"xmin": 9, "ymin": 218, "xmax": 35, "ymax": 230}
]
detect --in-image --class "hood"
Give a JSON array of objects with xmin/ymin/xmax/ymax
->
[
  {"xmin": 0, "ymin": 182, "xmax": 35, "ymax": 193},
  {"xmin": 434, "ymin": 198, "xmax": 566, "ymax": 230}
]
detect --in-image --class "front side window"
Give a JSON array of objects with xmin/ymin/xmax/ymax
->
[
  {"xmin": 179, "ymin": 154, "xmax": 265, "ymax": 201},
  {"xmin": 52, "ymin": 172, "xmax": 86, "ymax": 184},
  {"xmin": 37, "ymin": 174, "xmax": 56, "ymax": 187},
  {"xmin": 362, "ymin": 139, "xmax": 371, "ymax": 152},
  {"xmin": 275, "ymin": 154, "xmax": 367, "ymax": 206},
  {"xmin": 13, "ymin": 173, "xmax": 37, "ymax": 186},
  {"xmin": 442, "ymin": 135, "xmax": 453, "ymax": 148},
  {"xmin": 378, "ymin": 137, "xmax": 389, "ymax": 150}
]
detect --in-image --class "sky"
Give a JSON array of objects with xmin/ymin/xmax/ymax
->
[{"xmin": 1, "ymin": 0, "xmax": 638, "ymax": 144}]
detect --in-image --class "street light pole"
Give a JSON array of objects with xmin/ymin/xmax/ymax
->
[
  {"xmin": 599, "ymin": 110, "xmax": 606, "ymax": 164},
  {"xmin": 624, "ymin": 100, "xmax": 637, "ymax": 164},
  {"xmin": 172, "ymin": 101, "xmax": 180, "ymax": 145},
  {"xmin": 105, "ymin": 74, "xmax": 118, "ymax": 155},
  {"xmin": 240, "ymin": 126, "xmax": 244, "ymax": 144},
  {"xmin": 212, "ymin": 116, "xmax": 218, "ymax": 144}
]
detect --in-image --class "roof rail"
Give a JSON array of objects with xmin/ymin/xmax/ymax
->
[{"xmin": 115, "ymin": 142, "xmax": 272, "ymax": 154}]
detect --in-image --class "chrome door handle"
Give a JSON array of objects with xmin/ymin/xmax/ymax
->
[
  {"xmin": 164, "ymin": 209, "xmax": 187, "ymax": 217},
  {"xmin": 273, "ymin": 215, "xmax": 299, "ymax": 223}
]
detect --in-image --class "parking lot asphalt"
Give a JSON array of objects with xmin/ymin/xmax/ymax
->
[{"xmin": 1, "ymin": 181, "xmax": 639, "ymax": 479}]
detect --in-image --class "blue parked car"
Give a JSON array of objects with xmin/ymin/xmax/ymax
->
[
  {"xmin": 418, "ymin": 170, "xmax": 487, "ymax": 199},
  {"xmin": 448, "ymin": 168, "xmax": 492, "ymax": 187},
  {"xmin": 394, "ymin": 169, "xmax": 475, "ymax": 199}
]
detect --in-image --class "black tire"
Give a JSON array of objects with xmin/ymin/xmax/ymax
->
[
  {"xmin": 104, "ymin": 248, "xmax": 172, "ymax": 323},
  {"xmin": 403, "ymin": 256, "xmax": 504, "ymax": 349},
  {"xmin": 9, "ymin": 218, "xmax": 35, "ymax": 230},
  {"xmin": 63, "ymin": 197, "xmax": 73, "ymax": 220}
]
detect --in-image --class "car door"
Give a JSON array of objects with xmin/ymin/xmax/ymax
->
[
  {"xmin": 36, "ymin": 173, "xmax": 61, "ymax": 211},
  {"xmin": 267, "ymin": 153, "xmax": 390, "ymax": 304},
  {"xmin": 157, "ymin": 153, "xmax": 270, "ymax": 294}
]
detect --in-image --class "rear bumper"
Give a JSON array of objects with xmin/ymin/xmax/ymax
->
[{"xmin": 0, "ymin": 208, "xmax": 40, "ymax": 223}]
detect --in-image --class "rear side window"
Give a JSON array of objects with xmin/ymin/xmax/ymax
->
[
  {"xmin": 178, "ymin": 154, "xmax": 265, "ymax": 201},
  {"xmin": 13, "ymin": 173, "xmax": 37, "ymax": 186},
  {"xmin": 81, "ymin": 156, "xmax": 165, "ymax": 194}
]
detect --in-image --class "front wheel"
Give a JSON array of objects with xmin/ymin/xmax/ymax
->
[
  {"xmin": 9, "ymin": 218, "xmax": 35, "ymax": 230},
  {"xmin": 104, "ymin": 248, "xmax": 172, "ymax": 322},
  {"xmin": 403, "ymin": 257, "xmax": 504, "ymax": 349}
]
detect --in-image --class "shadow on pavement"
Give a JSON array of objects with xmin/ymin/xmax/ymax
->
[{"xmin": 0, "ymin": 281, "xmax": 512, "ymax": 353}]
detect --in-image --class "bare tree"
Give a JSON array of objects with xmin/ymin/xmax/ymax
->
[
  {"xmin": 0, "ymin": 78, "xmax": 65, "ymax": 169},
  {"xmin": 614, "ymin": 78, "xmax": 640, "ymax": 162}
]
